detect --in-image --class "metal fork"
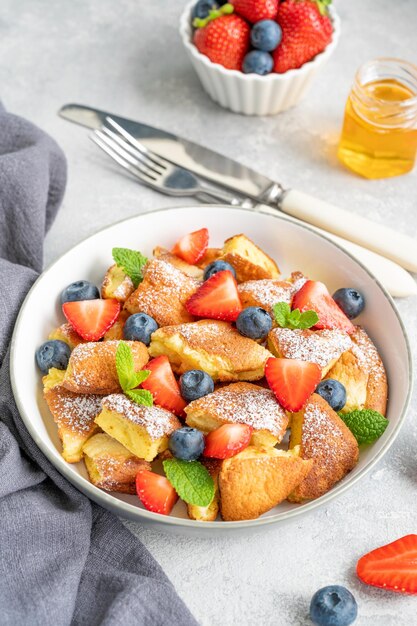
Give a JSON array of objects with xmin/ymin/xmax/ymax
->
[{"xmin": 90, "ymin": 117, "xmax": 251, "ymax": 206}]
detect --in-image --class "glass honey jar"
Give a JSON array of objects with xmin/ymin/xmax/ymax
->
[{"xmin": 338, "ymin": 58, "xmax": 417, "ymax": 179}]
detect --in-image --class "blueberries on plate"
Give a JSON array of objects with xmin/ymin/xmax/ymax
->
[
  {"xmin": 60, "ymin": 280, "xmax": 100, "ymax": 305},
  {"xmin": 316, "ymin": 379, "xmax": 347, "ymax": 412},
  {"xmin": 242, "ymin": 50, "xmax": 274, "ymax": 75},
  {"xmin": 333, "ymin": 288, "xmax": 365, "ymax": 320},
  {"xmin": 310, "ymin": 585, "xmax": 358, "ymax": 626},
  {"xmin": 123, "ymin": 312, "xmax": 158, "ymax": 345},
  {"xmin": 180, "ymin": 369, "xmax": 214, "ymax": 402},
  {"xmin": 35, "ymin": 340, "xmax": 71, "ymax": 375},
  {"xmin": 192, "ymin": 0, "xmax": 217, "ymax": 19},
  {"xmin": 236, "ymin": 306, "xmax": 272, "ymax": 340},
  {"xmin": 203, "ymin": 260, "xmax": 236, "ymax": 281},
  {"xmin": 251, "ymin": 20, "xmax": 282, "ymax": 52},
  {"xmin": 169, "ymin": 427, "xmax": 205, "ymax": 461}
]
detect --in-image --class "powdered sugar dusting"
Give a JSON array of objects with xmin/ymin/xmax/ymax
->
[
  {"xmin": 302, "ymin": 401, "xmax": 342, "ymax": 466},
  {"xmin": 351, "ymin": 328, "xmax": 383, "ymax": 382},
  {"xmin": 271, "ymin": 328, "xmax": 352, "ymax": 368},
  {"xmin": 102, "ymin": 394, "xmax": 179, "ymax": 439},
  {"xmin": 45, "ymin": 387, "xmax": 102, "ymax": 433},
  {"xmin": 238, "ymin": 280, "xmax": 294, "ymax": 309},
  {"xmin": 68, "ymin": 341, "xmax": 120, "ymax": 388}
]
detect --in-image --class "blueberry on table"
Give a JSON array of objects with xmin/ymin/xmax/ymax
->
[
  {"xmin": 192, "ymin": 0, "xmax": 217, "ymax": 20},
  {"xmin": 203, "ymin": 260, "xmax": 236, "ymax": 281},
  {"xmin": 180, "ymin": 369, "xmax": 214, "ymax": 402},
  {"xmin": 242, "ymin": 50, "xmax": 274, "ymax": 75},
  {"xmin": 251, "ymin": 20, "xmax": 282, "ymax": 52},
  {"xmin": 332, "ymin": 288, "xmax": 365, "ymax": 320},
  {"xmin": 316, "ymin": 379, "xmax": 347, "ymax": 412},
  {"xmin": 169, "ymin": 427, "xmax": 205, "ymax": 461},
  {"xmin": 60, "ymin": 280, "xmax": 100, "ymax": 305},
  {"xmin": 310, "ymin": 585, "xmax": 358, "ymax": 626},
  {"xmin": 236, "ymin": 307, "xmax": 272, "ymax": 340},
  {"xmin": 35, "ymin": 340, "xmax": 71, "ymax": 374},
  {"xmin": 123, "ymin": 313, "xmax": 158, "ymax": 345}
]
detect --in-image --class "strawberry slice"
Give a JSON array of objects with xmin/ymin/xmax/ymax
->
[
  {"xmin": 186, "ymin": 270, "xmax": 242, "ymax": 322},
  {"xmin": 292, "ymin": 280, "xmax": 355, "ymax": 334},
  {"xmin": 357, "ymin": 535, "xmax": 417, "ymax": 594},
  {"xmin": 136, "ymin": 470, "xmax": 178, "ymax": 515},
  {"xmin": 204, "ymin": 423, "xmax": 252, "ymax": 459},
  {"xmin": 265, "ymin": 357, "xmax": 322, "ymax": 412},
  {"xmin": 141, "ymin": 356, "xmax": 187, "ymax": 416},
  {"xmin": 172, "ymin": 228, "xmax": 209, "ymax": 265},
  {"xmin": 62, "ymin": 299, "xmax": 120, "ymax": 341}
]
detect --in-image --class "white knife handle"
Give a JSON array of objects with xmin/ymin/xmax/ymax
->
[{"xmin": 280, "ymin": 189, "xmax": 417, "ymax": 273}]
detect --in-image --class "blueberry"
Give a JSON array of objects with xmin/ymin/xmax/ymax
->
[
  {"xmin": 242, "ymin": 51, "xmax": 274, "ymax": 75},
  {"xmin": 123, "ymin": 313, "xmax": 158, "ymax": 345},
  {"xmin": 169, "ymin": 427, "xmax": 205, "ymax": 461},
  {"xmin": 316, "ymin": 379, "xmax": 347, "ymax": 411},
  {"xmin": 236, "ymin": 307, "xmax": 272, "ymax": 340},
  {"xmin": 310, "ymin": 585, "xmax": 358, "ymax": 626},
  {"xmin": 332, "ymin": 288, "xmax": 365, "ymax": 320},
  {"xmin": 60, "ymin": 280, "xmax": 100, "ymax": 305},
  {"xmin": 180, "ymin": 369, "xmax": 214, "ymax": 402},
  {"xmin": 35, "ymin": 340, "xmax": 71, "ymax": 375},
  {"xmin": 192, "ymin": 0, "xmax": 217, "ymax": 19},
  {"xmin": 251, "ymin": 20, "xmax": 282, "ymax": 52},
  {"xmin": 203, "ymin": 260, "xmax": 236, "ymax": 281}
]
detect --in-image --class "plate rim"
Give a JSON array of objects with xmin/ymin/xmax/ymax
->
[{"xmin": 10, "ymin": 205, "xmax": 414, "ymax": 530}]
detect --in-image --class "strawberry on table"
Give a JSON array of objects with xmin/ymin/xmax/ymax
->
[
  {"xmin": 292, "ymin": 280, "xmax": 355, "ymax": 334},
  {"xmin": 204, "ymin": 423, "xmax": 252, "ymax": 459},
  {"xmin": 357, "ymin": 535, "xmax": 417, "ymax": 594},
  {"xmin": 231, "ymin": 0, "xmax": 279, "ymax": 23},
  {"xmin": 141, "ymin": 355, "xmax": 187, "ymax": 416},
  {"xmin": 193, "ymin": 13, "xmax": 250, "ymax": 71},
  {"xmin": 62, "ymin": 299, "xmax": 120, "ymax": 341},
  {"xmin": 265, "ymin": 357, "xmax": 322, "ymax": 412},
  {"xmin": 136, "ymin": 470, "xmax": 178, "ymax": 515},
  {"xmin": 172, "ymin": 228, "xmax": 209, "ymax": 265},
  {"xmin": 186, "ymin": 270, "xmax": 242, "ymax": 321},
  {"xmin": 273, "ymin": 0, "xmax": 333, "ymax": 74}
]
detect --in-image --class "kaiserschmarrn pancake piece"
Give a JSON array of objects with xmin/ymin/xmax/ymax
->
[
  {"xmin": 124, "ymin": 259, "xmax": 199, "ymax": 326},
  {"xmin": 187, "ymin": 458, "xmax": 222, "ymax": 522},
  {"xmin": 196, "ymin": 247, "xmax": 223, "ymax": 269},
  {"xmin": 49, "ymin": 323, "xmax": 85, "ymax": 349},
  {"xmin": 149, "ymin": 320, "xmax": 272, "ymax": 382},
  {"xmin": 219, "ymin": 234, "xmax": 280, "ymax": 282},
  {"xmin": 95, "ymin": 394, "xmax": 181, "ymax": 462},
  {"xmin": 63, "ymin": 340, "xmax": 149, "ymax": 395},
  {"xmin": 103, "ymin": 310, "xmax": 130, "ymax": 341},
  {"xmin": 101, "ymin": 264, "xmax": 135, "ymax": 302},
  {"xmin": 288, "ymin": 394, "xmax": 359, "ymax": 502},
  {"xmin": 185, "ymin": 382, "xmax": 288, "ymax": 447},
  {"xmin": 153, "ymin": 247, "xmax": 204, "ymax": 279},
  {"xmin": 268, "ymin": 327, "xmax": 352, "ymax": 377}
]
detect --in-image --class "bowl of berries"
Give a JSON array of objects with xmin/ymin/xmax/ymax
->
[{"xmin": 180, "ymin": 0, "xmax": 340, "ymax": 115}]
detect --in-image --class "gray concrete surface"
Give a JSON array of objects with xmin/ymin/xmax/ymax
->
[{"xmin": 1, "ymin": 1, "xmax": 416, "ymax": 624}]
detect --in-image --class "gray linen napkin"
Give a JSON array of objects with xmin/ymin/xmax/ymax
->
[{"xmin": 0, "ymin": 104, "xmax": 197, "ymax": 626}]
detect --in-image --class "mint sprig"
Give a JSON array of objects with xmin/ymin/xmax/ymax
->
[
  {"xmin": 112, "ymin": 247, "xmax": 148, "ymax": 288},
  {"xmin": 273, "ymin": 302, "xmax": 319, "ymax": 330},
  {"xmin": 116, "ymin": 341, "xmax": 153, "ymax": 407},
  {"xmin": 163, "ymin": 458, "xmax": 214, "ymax": 507},
  {"xmin": 339, "ymin": 409, "xmax": 388, "ymax": 445}
]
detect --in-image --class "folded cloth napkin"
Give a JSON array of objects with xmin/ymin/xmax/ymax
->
[{"xmin": 0, "ymin": 104, "xmax": 197, "ymax": 626}]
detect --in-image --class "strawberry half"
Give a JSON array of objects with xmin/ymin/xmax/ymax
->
[
  {"xmin": 231, "ymin": 0, "xmax": 279, "ymax": 23},
  {"xmin": 172, "ymin": 228, "xmax": 209, "ymax": 265},
  {"xmin": 136, "ymin": 470, "xmax": 178, "ymax": 515},
  {"xmin": 141, "ymin": 356, "xmax": 186, "ymax": 416},
  {"xmin": 62, "ymin": 299, "xmax": 120, "ymax": 341},
  {"xmin": 292, "ymin": 280, "xmax": 355, "ymax": 334},
  {"xmin": 357, "ymin": 535, "xmax": 417, "ymax": 594},
  {"xmin": 193, "ymin": 14, "xmax": 250, "ymax": 71},
  {"xmin": 265, "ymin": 357, "xmax": 321, "ymax": 412},
  {"xmin": 204, "ymin": 423, "xmax": 252, "ymax": 459},
  {"xmin": 186, "ymin": 270, "xmax": 242, "ymax": 321}
]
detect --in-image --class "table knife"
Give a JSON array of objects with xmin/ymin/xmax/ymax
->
[{"xmin": 59, "ymin": 103, "xmax": 417, "ymax": 283}]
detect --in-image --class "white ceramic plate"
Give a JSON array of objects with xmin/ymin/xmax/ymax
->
[{"xmin": 10, "ymin": 206, "xmax": 412, "ymax": 534}]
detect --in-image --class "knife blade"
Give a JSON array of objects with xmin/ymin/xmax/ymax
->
[{"xmin": 59, "ymin": 103, "xmax": 417, "ymax": 274}]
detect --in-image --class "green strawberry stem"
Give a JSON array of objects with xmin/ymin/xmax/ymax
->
[
  {"xmin": 193, "ymin": 3, "xmax": 234, "ymax": 29},
  {"xmin": 311, "ymin": 0, "xmax": 332, "ymax": 16}
]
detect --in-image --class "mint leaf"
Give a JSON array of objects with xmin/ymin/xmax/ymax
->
[
  {"xmin": 339, "ymin": 409, "xmax": 388, "ymax": 445},
  {"xmin": 273, "ymin": 302, "xmax": 318, "ymax": 330},
  {"xmin": 273, "ymin": 302, "xmax": 291, "ymax": 327},
  {"xmin": 112, "ymin": 247, "xmax": 148, "ymax": 288},
  {"xmin": 116, "ymin": 341, "xmax": 153, "ymax": 407},
  {"xmin": 288, "ymin": 309, "xmax": 301, "ymax": 328},
  {"xmin": 163, "ymin": 459, "xmax": 214, "ymax": 506},
  {"xmin": 298, "ymin": 310, "xmax": 319, "ymax": 330},
  {"xmin": 130, "ymin": 369, "xmax": 151, "ymax": 389},
  {"xmin": 126, "ymin": 389, "xmax": 154, "ymax": 407}
]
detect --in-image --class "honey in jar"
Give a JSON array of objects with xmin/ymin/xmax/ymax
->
[{"xmin": 338, "ymin": 58, "xmax": 417, "ymax": 179}]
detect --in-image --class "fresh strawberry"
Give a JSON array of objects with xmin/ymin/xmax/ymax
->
[
  {"xmin": 186, "ymin": 270, "xmax": 242, "ymax": 321},
  {"xmin": 136, "ymin": 470, "xmax": 178, "ymax": 515},
  {"xmin": 194, "ymin": 14, "xmax": 250, "ymax": 71},
  {"xmin": 273, "ymin": 0, "xmax": 333, "ymax": 73},
  {"xmin": 204, "ymin": 423, "xmax": 252, "ymax": 459},
  {"xmin": 172, "ymin": 228, "xmax": 209, "ymax": 265},
  {"xmin": 292, "ymin": 280, "xmax": 355, "ymax": 333},
  {"xmin": 265, "ymin": 357, "xmax": 321, "ymax": 412},
  {"xmin": 231, "ymin": 0, "xmax": 278, "ymax": 23},
  {"xmin": 62, "ymin": 299, "xmax": 120, "ymax": 341},
  {"xmin": 357, "ymin": 535, "xmax": 417, "ymax": 594},
  {"xmin": 141, "ymin": 356, "xmax": 187, "ymax": 416}
]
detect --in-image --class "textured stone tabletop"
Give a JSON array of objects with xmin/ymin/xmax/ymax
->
[{"xmin": 1, "ymin": 0, "xmax": 416, "ymax": 624}]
